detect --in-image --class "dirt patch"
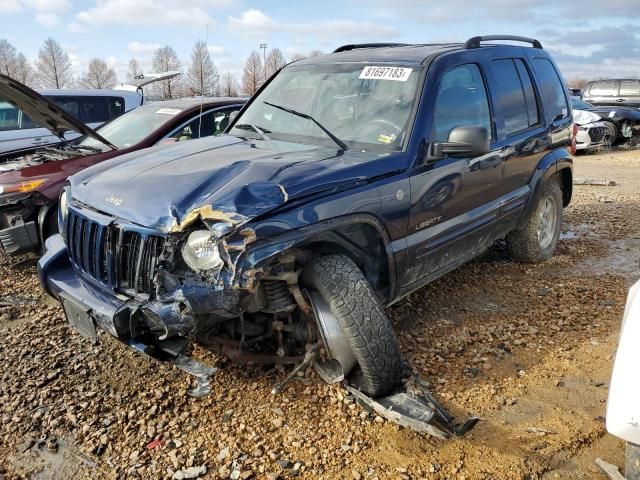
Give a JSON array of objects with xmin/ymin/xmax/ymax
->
[{"xmin": 0, "ymin": 149, "xmax": 639, "ymax": 479}]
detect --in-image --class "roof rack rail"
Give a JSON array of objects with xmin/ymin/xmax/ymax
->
[
  {"xmin": 333, "ymin": 43, "xmax": 411, "ymax": 53},
  {"xmin": 464, "ymin": 35, "xmax": 543, "ymax": 49}
]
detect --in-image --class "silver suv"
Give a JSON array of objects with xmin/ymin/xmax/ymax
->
[{"xmin": 582, "ymin": 79, "xmax": 640, "ymax": 108}]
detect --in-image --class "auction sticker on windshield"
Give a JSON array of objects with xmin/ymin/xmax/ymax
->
[
  {"xmin": 360, "ymin": 66, "xmax": 413, "ymax": 82},
  {"xmin": 156, "ymin": 108, "xmax": 182, "ymax": 115}
]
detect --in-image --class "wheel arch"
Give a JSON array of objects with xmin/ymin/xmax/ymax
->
[{"xmin": 243, "ymin": 214, "xmax": 397, "ymax": 303}]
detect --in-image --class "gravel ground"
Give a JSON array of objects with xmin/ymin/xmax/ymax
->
[{"xmin": 0, "ymin": 148, "xmax": 639, "ymax": 479}]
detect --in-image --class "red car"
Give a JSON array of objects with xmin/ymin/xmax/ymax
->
[{"xmin": 0, "ymin": 74, "xmax": 245, "ymax": 255}]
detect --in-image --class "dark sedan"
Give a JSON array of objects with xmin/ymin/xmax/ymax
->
[{"xmin": 0, "ymin": 75, "xmax": 245, "ymax": 255}]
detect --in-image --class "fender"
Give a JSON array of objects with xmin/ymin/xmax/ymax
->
[
  {"xmin": 239, "ymin": 213, "xmax": 398, "ymax": 302},
  {"xmin": 517, "ymin": 148, "xmax": 573, "ymax": 229}
]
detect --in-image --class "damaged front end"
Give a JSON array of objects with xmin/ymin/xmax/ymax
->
[{"xmin": 39, "ymin": 182, "xmax": 476, "ymax": 440}]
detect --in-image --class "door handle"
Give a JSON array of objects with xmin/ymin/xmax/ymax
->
[{"xmin": 616, "ymin": 99, "xmax": 626, "ymax": 103}]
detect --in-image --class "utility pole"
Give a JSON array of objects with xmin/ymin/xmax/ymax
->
[{"xmin": 260, "ymin": 43, "xmax": 267, "ymax": 82}]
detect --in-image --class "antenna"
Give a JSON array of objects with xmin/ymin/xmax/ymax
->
[{"xmin": 197, "ymin": 23, "xmax": 209, "ymax": 139}]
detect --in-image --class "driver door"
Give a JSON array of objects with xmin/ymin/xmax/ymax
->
[{"xmin": 399, "ymin": 62, "xmax": 504, "ymax": 294}]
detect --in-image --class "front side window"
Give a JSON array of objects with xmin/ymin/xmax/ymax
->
[
  {"xmin": 531, "ymin": 58, "xmax": 569, "ymax": 119},
  {"xmin": 230, "ymin": 63, "xmax": 424, "ymax": 152},
  {"xmin": 108, "ymin": 97, "xmax": 126, "ymax": 117},
  {"xmin": 620, "ymin": 80, "xmax": 640, "ymax": 96},
  {"xmin": 48, "ymin": 96, "xmax": 112, "ymax": 124},
  {"xmin": 0, "ymin": 102, "xmax": 38, "ymax": 130},
  {"xmin": 169, "ymin": 108, "xmax": 238, "ymax": 141},
  {"xmin": 589, "ymin": 81, "xmax": 618, "ymax": 96},
  {"xmin": 430, "ymin": 64, "xmax": 491, "ymax": 142}
]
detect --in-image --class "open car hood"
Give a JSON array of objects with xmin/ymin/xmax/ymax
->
[
  {"xmin": 0, "ymin": 74, "xmax": 116, "ymax": 149},
  {"xmin": 114, "ymin": 71, "xmax": 181, "ymax": 91}
]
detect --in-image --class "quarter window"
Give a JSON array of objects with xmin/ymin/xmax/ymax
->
[
  {"xmin": 492, "ymin": 59, "xmax": 538, "ymax": 135},
  {"xmin": 531, "ymin": 58, "xmax": 569, "ymax": 119},
  {"xmin": 620, "ymin": 80, "xmax": 640, "ymax": 96},
  {"xmin": 430, "ymin": 64, "xmax": 491, "ymax": 142}
]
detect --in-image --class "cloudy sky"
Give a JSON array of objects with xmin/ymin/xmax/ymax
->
[{"xmin": 1, "ymin": 0, "xmax": 639, "ymax": 83}]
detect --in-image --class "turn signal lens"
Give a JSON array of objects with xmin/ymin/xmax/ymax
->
[{"xmin": 0, "ymin": 179, "xmax": 47, "ymax": 195}]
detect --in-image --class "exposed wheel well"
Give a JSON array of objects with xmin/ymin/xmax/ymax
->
[
  {"xmin": 558, "ymin": 167, "xmax": 572, "ymax": 207},
  {"xmin": 297, "ymin": 223, "xmax": 391, "ymax": 302}
]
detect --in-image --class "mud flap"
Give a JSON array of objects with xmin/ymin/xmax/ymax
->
[{"xmin": 344, "ymin": 383, "xmax": 479, "ymax": 440}]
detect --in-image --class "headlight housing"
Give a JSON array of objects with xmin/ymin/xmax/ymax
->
[
  {"xmin": 0, "ymin": 178, "xmax": 47, "ymax": 195},
  {"xmin": 58, "ymin": 189, "xmax": 69, "ymax": 236},
  {"xmin": 181, "ymin": 230, "xmax": 223, "ymax": 272}
]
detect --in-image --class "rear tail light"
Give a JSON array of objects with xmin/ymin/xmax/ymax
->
[{"xmin": 570, "ymin": 123, "xmax": 578, "ymax": 155}]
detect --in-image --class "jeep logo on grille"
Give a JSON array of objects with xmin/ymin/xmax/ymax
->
[{"xmin": 105, "ymin": 195, "xmax": 123, "ymax": 206}]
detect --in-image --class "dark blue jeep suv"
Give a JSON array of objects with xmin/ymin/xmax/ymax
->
[{"xmin": 38, "ymin": 35, "xmax": 574, "ymax": 437}]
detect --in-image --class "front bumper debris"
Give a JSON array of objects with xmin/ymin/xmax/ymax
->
[
  {"xmin": 39, "ymin": 234, "xmax": 478, "ymax": 439},
  {"xmin": 0, "ymin": 220, "xmax": 39, "ymax": 255}
]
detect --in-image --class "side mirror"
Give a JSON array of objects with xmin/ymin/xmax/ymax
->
[{"xmin": 432, "ymin": 126, "xmax": 490, "ymax": 158}]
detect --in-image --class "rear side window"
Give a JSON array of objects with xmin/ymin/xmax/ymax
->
[
  {"xmin": 531, "ymin": 58, "xmax": 569, "ymax": 119},
  {"xmin": 620, "ymin": 80, "xmax": 640, "ymax": 96},
  {"xmin": 589, "ymin": 81, "xmax": 618, "ymax": 96},
  {"xmin": 108, "ymin": 96, "xmax": 126, "ymax": 116},
  {"xmin": 430, "ymin": 64, "xmax": 491, "ymax": 142},
  {"xmin": 492, "ymin": 59, "xmax": 539, "ymax": 135},
  {"xmin": 47, "ymin": 96, "xmax": 112, "ymax": 124}
]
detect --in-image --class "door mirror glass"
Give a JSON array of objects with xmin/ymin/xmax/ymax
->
[{"xmin": 432, "ymin": 125, "xmax": 489, "ymax": 157}]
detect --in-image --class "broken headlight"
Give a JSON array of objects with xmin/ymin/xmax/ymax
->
[{"xmin": 182, "ymin": 230, "xmax": 223, "ymax": 272}]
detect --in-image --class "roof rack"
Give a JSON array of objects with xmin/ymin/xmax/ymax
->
[
  {"xmin": 464, "ymin": 35, "xmax": 543, "ymax": 49},
  {"xmin": 333, "ymin": 43, "xmax": 411, "ymax": 53}
]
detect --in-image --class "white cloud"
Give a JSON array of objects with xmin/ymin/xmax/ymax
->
[
  {"xmin": 21, "ymin": 0, "xmax": 69, "ymax": 12},
  {"xmin": 75, "ymin": 0, "xmax": 216, "ymax": 27},
  {"xmin": 0, "ymin": 0, "xmax": 22, "ymax": 13},
  {"xmin": 35, "ymin": 12, "xmax": 60, "ymax": 27},
  {"xmin": 228, "ymin": 8, "xmax": 277, "ymax": 31},
  {"xmin": 67, "ymin": 21, "xmax": 87, "ymax": 33},
  {"xmin": 228, "ymin": 9, "xmax": 398, "ymax": 39},
  {"xmin": 207, "ymin": 45, "xmax": 225, "ymax": 56},
  {"xmin": 127, "ymin": 41, "xmax": 162, "ymax": 55}
]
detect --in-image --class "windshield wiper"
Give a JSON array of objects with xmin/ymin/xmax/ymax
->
[
  {"xmin": 263, "ymin": 101, "xmax": 349, "ymax": 152},
  {"xmin": 73, "ymin": 144, "xmax": 105, "ymax": 154},
  {"xmin": 234, "ymin": 123, "xmax": 272, "ymax": 141}
]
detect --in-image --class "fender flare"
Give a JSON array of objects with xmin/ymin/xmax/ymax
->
[
  {"xmin": 517, "ymin": 149, "xmax": 573, "ymax": 229},
  {"xmin": 240, "ymin": 213, "xmax": 398, "ymax": 301}
]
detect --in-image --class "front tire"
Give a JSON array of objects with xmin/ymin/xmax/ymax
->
[
  {"xmin": 603, "ymin": 121, "xmax": 618, "ymax": 146},
  {"xmin": 305, "ymin": 254, "xmax": 403, "ymax": 397},
  {"xmin": 507, "ymin": 177, "xmax": 563, "ymax": 263}
]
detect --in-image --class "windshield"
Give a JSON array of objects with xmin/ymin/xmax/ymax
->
[
  {"xmin": 78, "ymin": 105, "xmax": 183, "ymax": 150},
  {"xmin": 571, "ymin": 97, "xmax": 593, "ymax": 111},
  {"xmin": 230, "ymin": 63, "xmax": 423, "ymax": 152}
]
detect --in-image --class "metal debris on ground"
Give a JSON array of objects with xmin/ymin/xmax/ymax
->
[
  {"xmin": 573, "ymin": 178, "xmax": 618, "ymax": 186},
  {"xmin": 595, "ymin": 458, "xmax": 627, "ymax": 480}
]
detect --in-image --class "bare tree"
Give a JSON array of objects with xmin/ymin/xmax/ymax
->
[
  {"xmin": 567, "ymin": 77, "xmax": 589, "ymax": 90},
  {"xmin": 220, "ymin": 72, "xmax": 239, "ymax": 97},
  {"xmin": 290, "ymin": 53, "xmax": 307, "ymax": 62},
  {"xmin": 0, "ymin": 39, "xmax": 18, "ymax": 78},
  {"xmin": 80, "ymin": 58, "xmax": 117, "ymax": 89},
  {"xmin": 36, "ymin": 37, "xmax": 74, "ymax": 89},
  {"xmin": 152, "ymin": 46, "xmax": 181, "ymax": 99},
  {"xmin": 14, "ymin": 53, "xmax": 35, "ymax": 87},
  {"xmin": 186, "ymin": 40, "xmax": 219, "ymax": 96},
  {"xmin": 309, "ymin": 49, "xmax": 325, "ymax": 57},
  {"xmin": 242, "ymin": 51, "xmax": 263, "ymax": 96},
  {"xmin": 265, "ymin": 48, "xmax": 286, "ymax": 79},
  {"xmin": 127, "ymin": 58, "xmax": 143, "ymax": 81}
]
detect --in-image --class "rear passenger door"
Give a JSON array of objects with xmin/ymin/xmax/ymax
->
[
  {"xmin": 488, "ymin": 58, "xmax": 546, "ymax": 202},
  {"xmin": 619, "ymin": 80, "xmax": 640, "ymax": 108},
  {"xmin": 401, "ymin": 62, "xmax": 503, "ymax": 293}
]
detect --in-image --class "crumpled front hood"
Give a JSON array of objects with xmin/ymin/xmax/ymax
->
[
  {"xmin": 69, "ymin": 135, "xmax": 400, "ymax": 233},
  {"xmin": 572, "ymin": 109, "xmax": 601, "ymax": 126}
]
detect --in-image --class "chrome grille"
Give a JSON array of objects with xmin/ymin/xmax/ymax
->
[{"xmin": 66, "ymin": 208, "xmax": 165, "ymax": 296}]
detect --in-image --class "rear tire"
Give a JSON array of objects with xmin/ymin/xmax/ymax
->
[
  {"xmin": 305, "ymin": 254, "xmax": 403, "ymax": 397},
  {"xmin": 603, "ymin": 121, "xmax": 618, "ymax": 146},
  {"xmin": 507, "ymin": 177, "xmax": 563, "ymax": 263}
]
